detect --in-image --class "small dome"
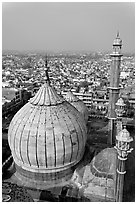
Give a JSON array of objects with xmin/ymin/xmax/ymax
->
[
  {"xmin": 90, "ymin": 148, "xmax": 117, "ymax": 179},
  {"xmin": 116, "ymin": 97, "xmax": 125, "ymax": 107},
  {"xmin": 116, "ymin": 127, "xmax": 133, "ymax": 143},
  {"xmin": 64, "ymin": 91, "xmax": 88, "ymax": 123},
  {"xmin": 8, "ymin": 82, "xmax": 87, "ymax": 189}
]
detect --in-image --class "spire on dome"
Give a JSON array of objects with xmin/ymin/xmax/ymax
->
[{"xmin": 44, "ymin": 55, "xmax": 50, "ymax": 84}]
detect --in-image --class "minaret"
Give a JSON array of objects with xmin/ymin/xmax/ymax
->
[
  {"xmin": 108, "ymin": 32, "xmax": 123, "ymax": 145},
  {"xmin": 115, "ymin": 126, "xmax": 133, "ymax": 202}
]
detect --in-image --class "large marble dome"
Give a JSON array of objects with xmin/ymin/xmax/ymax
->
[{"xmin": 8, "ymin": 77, "xmax": 87, "ymax": 189}]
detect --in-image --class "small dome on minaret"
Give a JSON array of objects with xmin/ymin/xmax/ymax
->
[
  {"xmin": 113, "ymin": 31, "xmax": 122, "ymax": 47},
  {"xmin": 116, "ymin": 126, "xmax": 133, "ymax": 142},
  {"xmin": 64, "ymin": 91, "xmax": 89, "ymax": 124},
  {"xmin": 8, "ymin": 60, "xmax": 87, "ymax": 189}
]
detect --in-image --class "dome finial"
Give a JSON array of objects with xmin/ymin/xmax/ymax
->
[{"xmin": 45, "ymin": 55, "xmax": 50, "ymax": 84}]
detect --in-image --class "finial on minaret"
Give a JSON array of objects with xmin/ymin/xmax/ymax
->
[
  {"xmin": 116, "ymin": 31, "xmax": 120, "ymax": 38},
  {"xmin": 112, "ymin": 31, "xmax": 122, "ymax": 49},
  {"xmin": 45, "ymin": 55, "xmax": 50, "ymax": 84}
]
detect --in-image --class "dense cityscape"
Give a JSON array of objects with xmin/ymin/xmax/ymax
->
[
  {"xmin": 2, "ymin": 50, "xmax": 135, "ymax": 202},
  {"xmin": 2, "ymin": 52, "xmax": 135, "ymax": 114},
  {"xmin": 2, "ymin": 52, "xmax": 135, "ymax": 94}
]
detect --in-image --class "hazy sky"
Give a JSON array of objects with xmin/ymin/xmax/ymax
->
[{"xmin": 2, "ymin": 2, "xmax": 135, "ymax": 53}]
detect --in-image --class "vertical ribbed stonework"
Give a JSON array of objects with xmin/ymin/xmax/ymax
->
[
  {"xmin": 8, "ymin": 82, "xmax": 87, "ymax": 189},
  {"xmin": 108, "ymin": 32, "xmax": 123, "ymax": 145}
]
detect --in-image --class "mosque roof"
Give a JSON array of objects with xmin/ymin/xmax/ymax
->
[
  {"xmin": 8, "ymin": 82, "xmax": 87, "ymax": 170},
  {"xmin": 8, "ymin": 67, "xmax": 87, "ymax": 188}
]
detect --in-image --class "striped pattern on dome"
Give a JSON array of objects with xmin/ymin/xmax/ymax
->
[
  {"xmin": 8, "ymin": 102, "xmax": 87, "ymax": 171},
  {"xmin": 30, "ymin": 83, "xmax": 65, "ymax": 106},
  {"xmin": 8, "ymin": 82, "xmax": 87, "ymax": 174}
]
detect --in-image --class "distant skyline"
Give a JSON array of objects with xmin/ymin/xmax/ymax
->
[{"xmin": 2, "ymin": 2, "xmax": 135, "ymax": 53}]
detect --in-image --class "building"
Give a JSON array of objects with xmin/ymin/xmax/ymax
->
[{"xmin": 2, "ymin": 88, "xmax": 32, "ymax": 119}]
